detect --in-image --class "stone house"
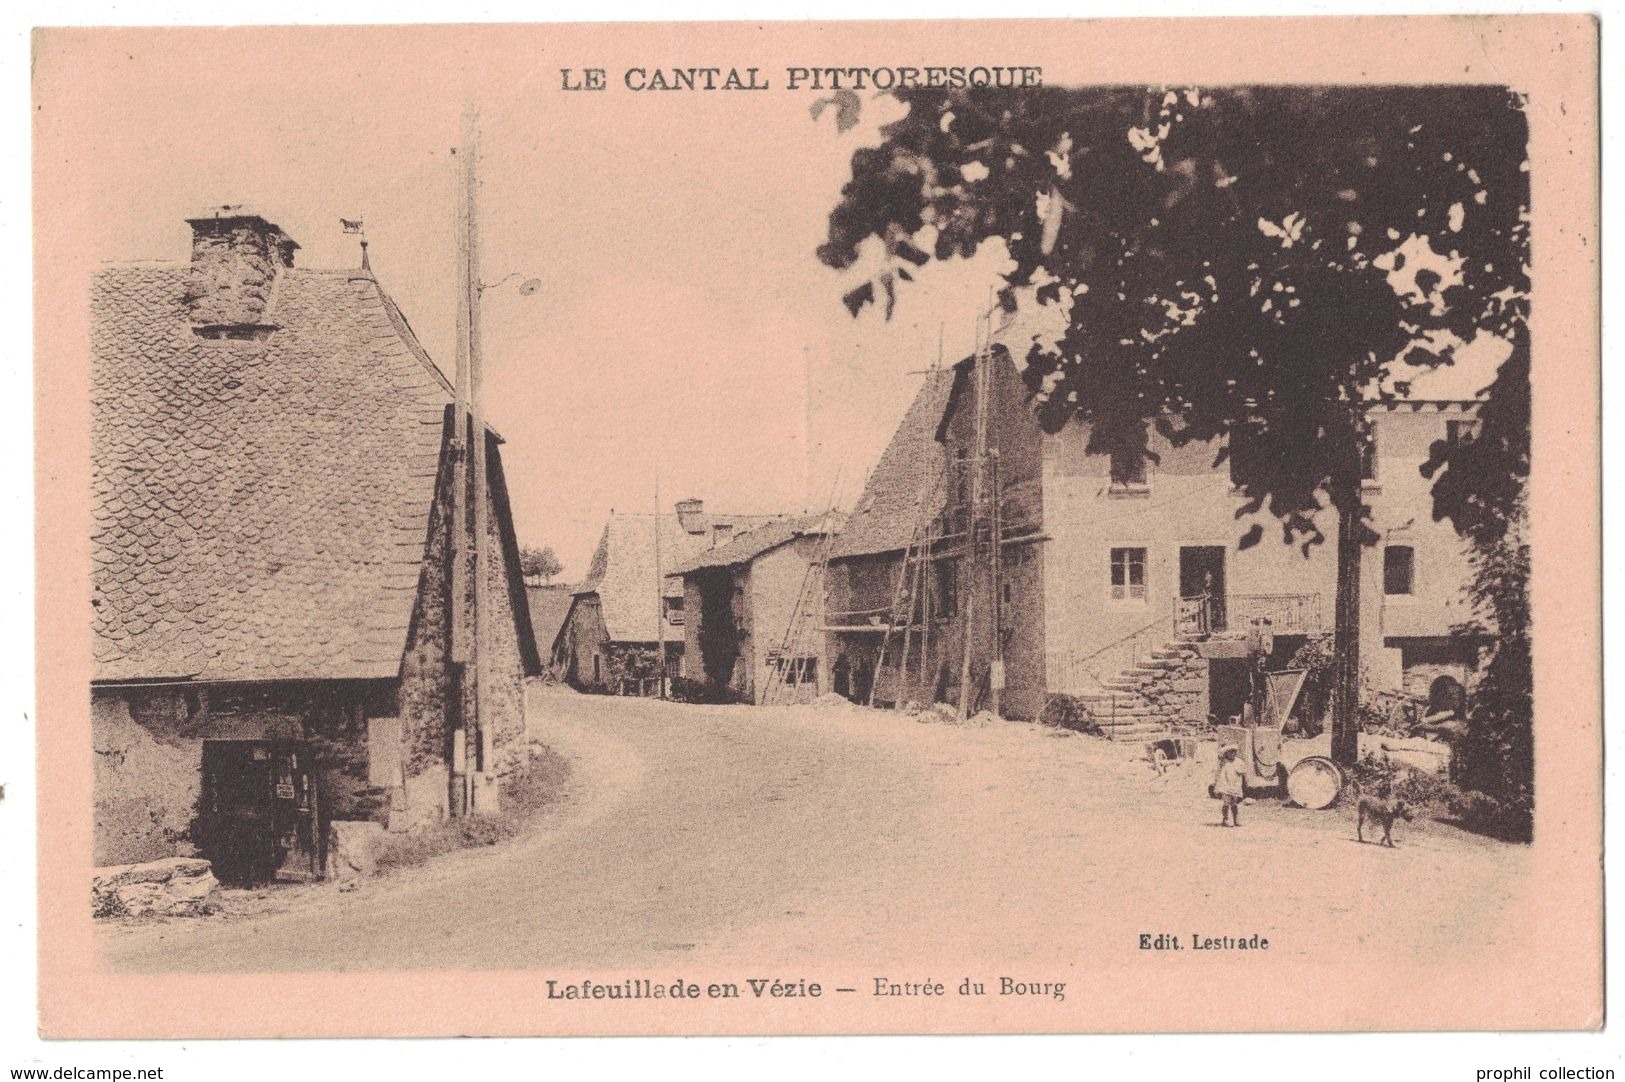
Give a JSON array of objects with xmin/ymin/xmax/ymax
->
[
  {"xmin": 822, "ymin": 369, "xmax": 955, "ymax": 708},
  {"xmin": 562, "ymin": 500, "xmax": 785, "ymax": 693},
  {"xmin": 830, "ymin": 347, "xmax": 1486, "ymax": 733},
  {"xmin": 1030, "ymin": 360, "xmax": 1484, "ymax": 734},
  {"xmin": 671, "ymin": 514, "xmax": 840, "ymax": 703},
  {"xmin": 91, "ymin": 207, "xmax": 541, "ymax": 873}
]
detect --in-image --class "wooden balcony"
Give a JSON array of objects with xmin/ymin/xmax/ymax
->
[{"xmin": 1176, "ymin": 593, "xmax": 1323, "ymax": 638}]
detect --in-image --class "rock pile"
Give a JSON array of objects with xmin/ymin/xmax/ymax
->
[{"xmin": 92, "ymin": 857, "xmax": 218, "ymax": 918}]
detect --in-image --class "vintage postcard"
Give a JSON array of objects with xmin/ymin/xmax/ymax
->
[{"xmin": 33, "ymin": 15, "xmax": 1600, "ymax": 1037}]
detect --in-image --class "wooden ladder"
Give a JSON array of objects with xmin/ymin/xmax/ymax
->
[
  {"xmin": 761, "ymin": 509, "xmax": 841, "ymax": 706},
  {"xmin": 868, "ymin": 465, "xmax": 948, "ymax": 709}
]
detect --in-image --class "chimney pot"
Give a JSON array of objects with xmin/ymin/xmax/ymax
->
[{"xmin": 674, "ymin": 498, "xmax": 706, "ymax": 534}]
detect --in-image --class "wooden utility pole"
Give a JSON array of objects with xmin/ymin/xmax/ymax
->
[
  {"xmin": 989, "ymin": 446, "xmax": 1004, "ymax": 718},
  {"xmin": 654, "ymin": 470, "xmax": 666, "ymax": 699},
  {"xmin": 449, "ymin": 102, "xmax": 486, "ymax": 815},
  {"xmin": 450, "ymin": 133, "xmax": 472, "ymax": 671},
  {"xmin": 467, "ymin": 103, "xmax": 491, "ymax": 806}
]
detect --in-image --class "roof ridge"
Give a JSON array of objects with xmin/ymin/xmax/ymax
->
[{"xmin": 357, "ymin": 277, "xmax": 456, "ymax": 399}]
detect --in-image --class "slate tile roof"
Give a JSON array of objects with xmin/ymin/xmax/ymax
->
[
  {"xmin": 828, "ymin": 369, "xmax": 954, "ymax": 560},
  {"xmin": 669, "ymin": 512, "xmax": 842, "ymax": 576},
  {"xmin": 525, "ymin": 582, "xmax": 575, "ymax": 656},
  {"xmin": 574, "ymin": 510, "xmax": 788, "ymax": 643},
  {"xmin": 91, "ymin": 262, "xmax": 459, "ymax": 683}
]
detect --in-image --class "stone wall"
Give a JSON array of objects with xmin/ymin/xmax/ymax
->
[
  {"xmin": 400, "ymin": 428, "xmax": 455, "ymax": 776},
  {"xmin": 399, "ymin": 421, "xmax": 533, "ymax": 810},
  {"xmin": 92, "ymin": 691, "xmax": 204, "ymax": 866},
  {"xmin": 561, "ymin": 596, "xmax": 609, "ymax": 689},
  {"xmin": 91, "ymin": 680, "xmax": 383, "ymax": 866},
  {"xmin": 1399, "ymin": 637, "xmax": 1480, "ymax": 712},
  {"xmin": 292, "ymin": 688, "xmax": 391, "ymax": 825},
  {"xmin": 1064, "ymin": 640, "xmax": 1211, "ymax": 738},
  {"xmin": 1136, "ymin": 646, "xmax": 1211, "ymax": 726},
  {"xmin": 476, "ymin": 463, "xmax": 529, "ymax": 780}
]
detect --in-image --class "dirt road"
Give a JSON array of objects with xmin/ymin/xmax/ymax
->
[{"xmin": 102, "ymin": 686, "xmax": 1527, "ymax": 973}]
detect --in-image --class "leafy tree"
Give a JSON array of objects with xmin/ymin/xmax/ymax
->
[
  {"xmin": 1423, "ymin": 329, "xmax": 1532, "ymax": 836},
  {"xmin": 820, "ymin": 86, "xmax": 1529, "ymax": 766},
  {"xmin": 520, "ymin": 544, "xmax": 564, "ymax": 583}
]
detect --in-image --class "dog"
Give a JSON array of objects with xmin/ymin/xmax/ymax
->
[{"xmin": 1357, "ymin": 794, "xmax": 1413, "ymax": 847}]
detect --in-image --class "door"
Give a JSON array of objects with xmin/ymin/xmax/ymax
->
[
  {"xmin": 198, "ymin": 740, "xmax": 325, "ymax": 886},
  {"xmin": 1179, "ymin": 546, "xmax": 1227, "ymax": 632},
  {"xmin": 268, "ymin": 743, "xmax": 324, "ymax": 882},
  {"xmin": 1209, "ymin": 658, "xmax": 1250, "ymax": 724},
  {"xmin": 198, "ymin": 741, "xmax": 278, "ymax": 885}
]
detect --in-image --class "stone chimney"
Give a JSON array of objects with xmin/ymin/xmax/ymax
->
[
  {"xmin": 182, "ymin": 206, "xmax": 299, "ymax": 335},
  {"xmin": 674, "ymin": 498, "xmax": 706, "ymax": 534}
]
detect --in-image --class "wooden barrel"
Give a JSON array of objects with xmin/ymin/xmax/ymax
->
[{"xmin": 1287, "ymin": 756, "xmax": 1345, "ymax": 810}]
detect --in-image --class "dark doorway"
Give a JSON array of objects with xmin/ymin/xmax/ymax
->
[
  {"xmin": 197, "ymin": 740, "xmax": 325, "ymax": 885},
  {"xmin": 1209, "ymin": 658, "xmax": 1250, "ymax": 724},
  {"xmin": 853, "ymin": 657, "xmax": 876, "ymax": 706},
  {"xmin": 1428, "ymin": 675, "xmax": 1467, "ymax": 718},
  {"xmin": 1180, "ymin": 545, "xmax": 1227, "ymax": 631}
]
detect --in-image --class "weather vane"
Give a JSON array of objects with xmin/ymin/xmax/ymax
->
[{"xmin": 341, "ymin": 216, "xmax": 370, "ymax": 272}]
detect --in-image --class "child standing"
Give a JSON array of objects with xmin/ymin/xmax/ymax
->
[{"xmin": 1214, "ymin": 745, "xmax": 1246, "ymax": 827}]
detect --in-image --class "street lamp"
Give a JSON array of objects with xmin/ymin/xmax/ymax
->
[{"xmin": 479, "ymin": 271, "xmax": 542, "ymax": 298}]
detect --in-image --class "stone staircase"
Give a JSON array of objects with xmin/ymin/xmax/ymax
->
[{"xmin": 1076, "ymin": 640, "xmax": 1209, "ymax": 741}]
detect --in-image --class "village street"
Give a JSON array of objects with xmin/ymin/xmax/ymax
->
[{"xmin": 102, "ymin": 684, "xmax": 1528, "ymax": 974}]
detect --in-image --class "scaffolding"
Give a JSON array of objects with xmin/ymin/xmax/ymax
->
[
  {"xmin": 813, "ymin": 321, "xmax": 1010, "ymax": 717},
  {"xmin": 760, "ymin": 486, "xmax": 844, "ymax": 706},
  {"xmin": 865, "ymin": 462, "xmax": 949, "ymax": 708}
]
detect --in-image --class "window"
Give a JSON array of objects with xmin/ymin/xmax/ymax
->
[
  {"xmin": 1446, "ymin": 419, "xmax": 1480, "ymax": 445},
  {"xmin": 956, "ymin": 449, "xmax": 970, "ymax": 503},
  {"xmin": 934, "ymin": 558, "xmax": 959, "ymax": 618},
  {"xmin": 664, "ymin": 595, "xmax": 685, "ymax": 626},
  {"xmin": 1110, "ymin": 547, "xmax": 1147, "ymax": 602},
  {"xmin": 1110, "ymin": 450, "xmax": 1148, "ymax": 487},
  {"xmin": 1384, "ymin": 545, "xmax": 1415, "ymax": 596},
  {"xmin": 1359, "ymin": 432, "xmax": 1378, "ymax": 482},
  {"xmin": 779, "ymin": 657, "xmax": 818, "ymax": 686}
]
